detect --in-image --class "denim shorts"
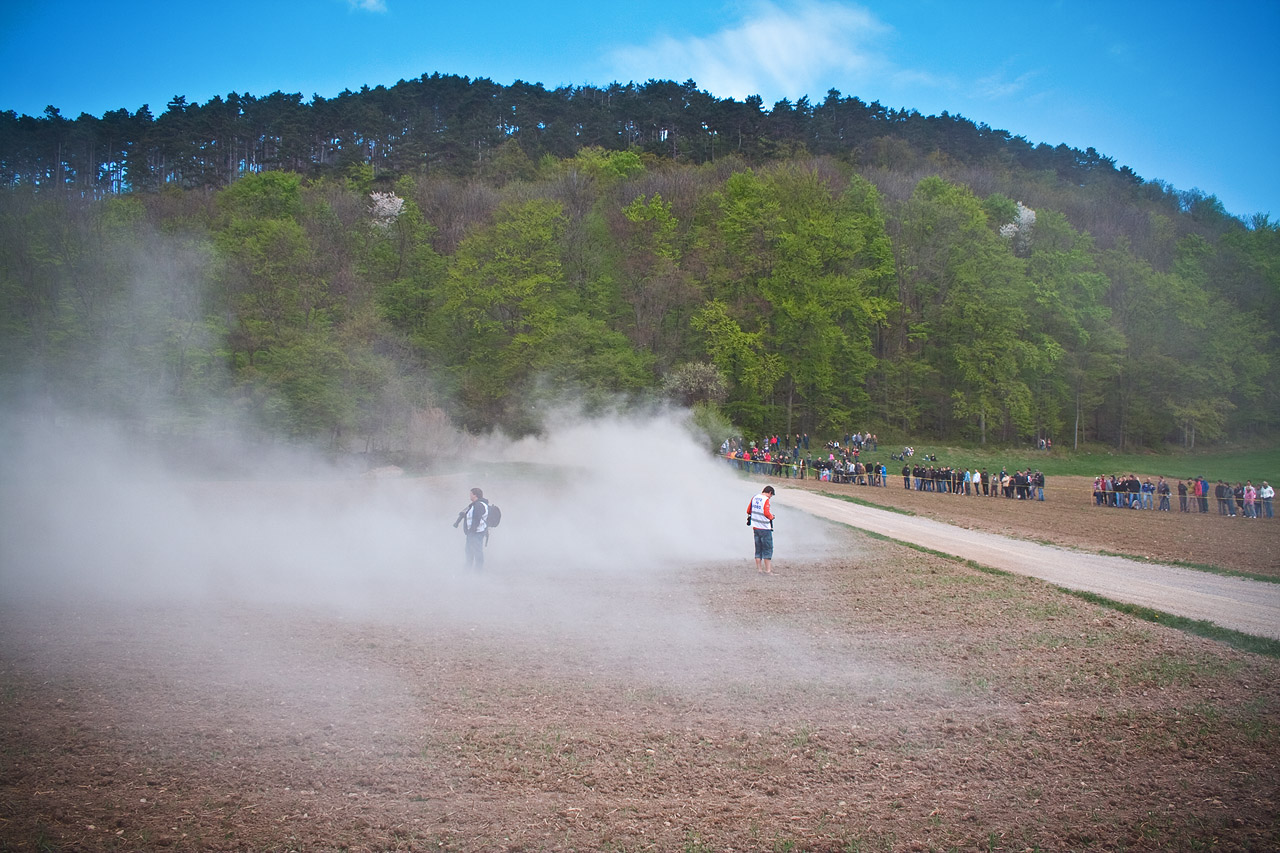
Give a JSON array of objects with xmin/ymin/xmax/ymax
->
[{"xmin": 753, "ymin": 528, "xmax": 774, "ymax": 560}]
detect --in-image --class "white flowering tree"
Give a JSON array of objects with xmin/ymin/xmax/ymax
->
[
  {"xmin": 368, "ymin": 191, "xmax": 405, "ymax": 229},
  {"xmin": 998, "ymin": 201, "xmax": 1036, "ymax": 256}
]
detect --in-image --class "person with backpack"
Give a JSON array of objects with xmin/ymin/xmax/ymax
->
[{"xmin": 453, "ymin": 487, "xmax": 490, "ymax": 570}]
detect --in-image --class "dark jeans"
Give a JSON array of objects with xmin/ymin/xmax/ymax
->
[{"xmin": 465, "ymin": 531, "xmax": 486, "ymax": 568}]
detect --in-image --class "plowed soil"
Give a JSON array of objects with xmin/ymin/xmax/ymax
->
[{"xmin": 1, "ymin": 473, "xmax": 1277, "ymax": 852}]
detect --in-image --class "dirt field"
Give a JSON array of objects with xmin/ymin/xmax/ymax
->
[
  {"xmin": 1, "ymin": 472, "xmax": 1277, "ymax": 852},
  {"xmin": 775, "ymin": 487, "xmax": 1280, "ymax": 640},
  {"xmin": 783, "ymin": 473, "xmax": 1280, "ymax": 579}
]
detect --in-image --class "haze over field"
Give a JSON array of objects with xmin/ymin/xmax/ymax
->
[{"xmin": 0, "ymin": 398, "xmax": 841, "ymax": 693}]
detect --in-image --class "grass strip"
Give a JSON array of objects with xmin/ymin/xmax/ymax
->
[
  {"xmin": 839, "ymin": 524, "xmax": 1280, "ymax": 657},
  {"xmin": 817, "ymin": 490, "xmax": 916, "ymax": 516},
  {"xmin": 1094, "ymin": 550, "xmax": 1279, "ymax": 585},
  {"xmin": 1060, "ymin": 589, "xmax": 1280, "ymax": 658}
]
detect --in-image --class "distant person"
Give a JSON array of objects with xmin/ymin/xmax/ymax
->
[
  {"xmin": 747, "ymin": 485, "xmax": 776, "ymax": 574},
  {"xmin": 453, "ymin": 487, "xmax": 489, "ymax": 569},
  {"xmin": 1261, "ymin": 481, "xmax": 1275, "ymax": 519}
]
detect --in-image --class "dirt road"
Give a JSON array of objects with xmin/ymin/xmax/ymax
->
[{"xmin": 777, "ymin": 487, "xmax": 1280, "ymax": 640}]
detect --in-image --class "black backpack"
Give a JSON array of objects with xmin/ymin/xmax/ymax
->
[{"xmin": 486, "ymin": 502, "xmax": 502, "ymax": 528}]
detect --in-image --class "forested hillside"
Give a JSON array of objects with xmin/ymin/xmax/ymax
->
[{"xmin": 1, "ymin": 75, "xmax": 1275, "ymax": 453}]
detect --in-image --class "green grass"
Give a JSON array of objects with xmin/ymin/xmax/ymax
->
[
  {"xmin": 1060, "ymin": 589, "xmax": 1280, "ymax": 657},
  {"xmin": 840, "ymin": 441, "xmax": 1280, "ymax": 484},
  {"xmin": 818, "ymin": 490, "xmax": 916, "ymax": 515},
  {"xmin": 1093, "ymin": 550, "xmax": 1279, "ymax": 585}
]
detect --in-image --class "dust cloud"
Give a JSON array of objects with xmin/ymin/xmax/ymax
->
[
  {"xmin": 0, "ymin": 399, "xmax": 862, "ymax": 700},
  {"xmin": 0, "ymin": 404, "xmax": 827, "ymax": 599}
]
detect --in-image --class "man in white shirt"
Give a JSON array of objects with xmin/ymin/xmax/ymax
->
[{"xmin": 454, "ymin": 487, "xmax": 489, "ymax": 569}]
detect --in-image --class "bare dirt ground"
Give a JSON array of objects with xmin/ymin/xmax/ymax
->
[
  {"xmin": 775, "ymin": 482, "xmax": 1280, "ymax": 639},
  {"xmin": 1, "ymin": 474, "xmax": 1278, "ymax": 852},
  {"xmin": 780, "ymin": 474, "xmax": 1280, "ymax": 579}
]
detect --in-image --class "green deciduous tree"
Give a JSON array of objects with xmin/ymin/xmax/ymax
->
[
  {"xmin": 692, "ymin": 165, "xmax": 895, "ymax": 436},
  {"xmin": 894, "ymin": 177, "xmax": 1038, "ymax": 441},
  {"xmin": 429, "ymin": 196, "xmax": 650, "ymax": 432}
]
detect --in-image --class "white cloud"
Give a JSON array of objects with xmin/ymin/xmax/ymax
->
[
  {"xmin": 607, "ymin": 0, "xmax": 890, "ymax": 102},
  {"xmin": 972, "ymin": 69, "xmax": 1039, "ymax": 101},
  {"xmin": 348, "ymin": 0, "xmax": 387, "ymax": 12}
]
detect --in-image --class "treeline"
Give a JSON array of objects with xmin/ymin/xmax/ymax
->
[
  {"xmin": 0, "ymin": 77, "xmax": 1275, "ymax": 452},
  {"xmin": 0, "ymin": 74, "xmax": 1235, "ymax": 213}
]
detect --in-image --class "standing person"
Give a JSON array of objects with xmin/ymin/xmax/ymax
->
[
  {"xmin": 1243, "ymin": 481, "xmax": 1257, "ymax": 518},
  {"xmin": 453, "ymin": 487, "xmax": 489, "ymax": 570},
  {"xmin": 747, "ymin": 485, "xmax": 777, "ymax": 574},
  {"xmin": 1178, "ymin": 479, "xmax": 1189, "ymax": 512},
  {"xmin": 1157, "ymin": 477, "xmax": 1171, "ymax": 512},
  {"xmin": 1261, "ymin": 481, "xmax": 1275, "ymax": 519}
]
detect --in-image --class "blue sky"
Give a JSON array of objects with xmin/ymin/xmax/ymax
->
[{"xmin": 2, "ymin": 0, "xmax": 1275, "ymax": 219}]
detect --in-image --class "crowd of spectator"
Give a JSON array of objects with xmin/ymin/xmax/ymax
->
[
  {"xmin": 719, "ymin": 435, "xmax": 1046, "ymax": 501},
  {"xmin": 720, "ymin": 433, "xmax": 887, "ymax": 480},
  {"xmin": 901, "ymin": 464, "xmax": 1045, "ymax": 500},
  {"xmin": 720, "ymin": 436, "xmax": 1274, "ymax": 520},
  {"xmin": 1094, "ymin": 475, "xmax": 1274, "ymax": 518}
]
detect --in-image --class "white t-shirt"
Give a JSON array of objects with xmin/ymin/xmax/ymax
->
[{"xmin": 465, "ymin": 500, "xmax": 488, "ymax": 533}]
